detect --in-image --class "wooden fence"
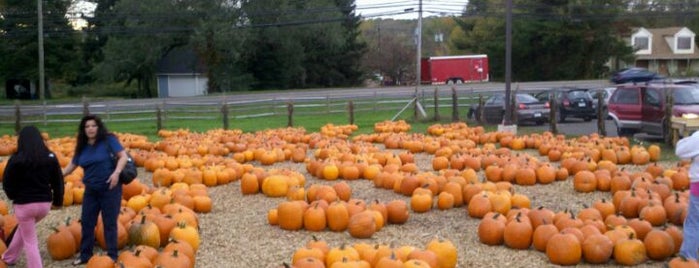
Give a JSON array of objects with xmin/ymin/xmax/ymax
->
[{"xmin": 1, "ymin": 87, "xmax": 509, "ymax": 133}]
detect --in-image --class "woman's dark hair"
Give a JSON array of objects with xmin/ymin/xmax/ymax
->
[
  {"xmin": 13, "ymin": 125, "xmax": 52, "ymax": 165},
  {"xmin": 74, "ymin": 114, "xmax": 112, "ymax": 155}
]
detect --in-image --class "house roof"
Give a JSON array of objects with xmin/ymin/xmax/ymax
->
[
  {"xmin": 156, "ymin": 47, "xmax": 207, "ymax": 74},
  {"xmin": 635, "ymin": 27, "xmax": 699, "ymax": 60}
]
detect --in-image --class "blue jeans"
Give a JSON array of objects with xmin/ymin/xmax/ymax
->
[
  {"xmin": 78, "ymin": 185, "xmax": 122, "ymax": 261},
  {"xmin": 681, "ymin": 194, "xmax": 699, "ymax": 260}
]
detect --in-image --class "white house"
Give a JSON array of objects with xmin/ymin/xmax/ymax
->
[
  {"xmin": 630, "ymin": 27, "xmax": 699, "ymax": 76},
  {"xmin": 156, "ymin": 48, "xmax": 208, "ymax": 97}
]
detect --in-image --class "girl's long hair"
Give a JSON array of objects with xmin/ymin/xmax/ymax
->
[
  {"xmin": 13, "ymin": 125, "xmax": 52, "ymax": 166},
  {"xmin": 74, "ymin": 114, "xmax": 112, "ymax": 156}
]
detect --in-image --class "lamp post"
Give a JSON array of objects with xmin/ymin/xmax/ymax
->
[
  {"xmin": 37, "ymin": 0, "xmax": 45, "ymax": 102},
  {"xmin": 413, "ymin": 0, "xmax": 423, "ymax": 120},
  {"xmin": 503, "ymin": 0, "xmax": 512, "ymax": 125}
]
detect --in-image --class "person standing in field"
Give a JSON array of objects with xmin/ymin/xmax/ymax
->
[
  {"xmin": 676, "ymin": 130, "xmax": 699, "ymax": 260},
  {"xmin": 62, "ymin": 115, "xmax": 127, "ymax": 265},
  {"xmin": 2, "ymin": 126, "xmax": 64, "ymax": 268}
]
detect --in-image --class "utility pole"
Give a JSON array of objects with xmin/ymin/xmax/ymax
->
[
  {"xmin": 503, "ymin": 0, "xmax": 512, "ymax": 125},
  {"xmin": 37, "ymin": 0, "xmax": 46, "ymax": 102},
  {"xmin": 414, "ymin": 0, "xmax": 423, "ymax": 120}
]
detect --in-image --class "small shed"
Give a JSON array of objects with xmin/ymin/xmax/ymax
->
[{"xmin": 156, "ymin": 48, "xmax": 208, "ymax": 97}]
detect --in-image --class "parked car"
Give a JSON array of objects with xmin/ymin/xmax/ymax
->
[
  {"xmin": 610, "ymin": 67, "xmax": 663, "ymax": 84},
  {"xmin": 607, "ymin": 83, "xmax": 699, "ymax": 137},
  {"xmin": 468, "ymin": 92, "xmax": 549, "ymax": 125},
  {"xmin": 534, "ymin": 87, "xmax": 596, "ymax": 122},
  {"xmin": 590, "ymin": 87, "xmax": 616, "ymax": 118}
]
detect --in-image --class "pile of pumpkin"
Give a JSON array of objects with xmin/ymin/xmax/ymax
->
[
  {"xmin": 284, "ymin": 236, "xmax": 458, "ymax": 268},
  {"xmin": 44, "ymin": 180, "xmax": 206, "ymax": 267}
]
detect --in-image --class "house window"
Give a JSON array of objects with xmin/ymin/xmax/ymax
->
[
  {"xmin": 678, "ymin": 36, "xmax": 692, "ymax": 50},
  {"xmin": 634, "ymin": 36, "xmax": 649, "ymax": 50}
]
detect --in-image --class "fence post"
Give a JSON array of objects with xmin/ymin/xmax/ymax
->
[
  {"xmin": 597, "ymin": 90, "xmax": 606, "ymax": 136},
  {"xmin": 451, "ymin": 87, "xmax": 458, "ymax": 122},
  {"xmin": 14, "ymin": 100, "xmax": 21, "ymax": 134},
  {"xmin": 478, "ymin": 94, "xmax": 485, "ymax": 123},
  {"xmin": 665, "ymin": 90, "xmax": 674, "ymax": 145},
  {"xmin": 287, "ymin": 102, "xmax": 294, "ymax": 127},
  {"xmin": 433, "ymin": 87, "xmax": 440, "ymax": 121},
  {"xmin": 373, "ymin": 91, "xmax": 378, "ymax": 112},
  {"xmin": 82, "ymin": 96, "xmax": 89, "ymax": 116},
  {"xmin": 326, "ymin": 95, "xmax": 330, "ymax": 114},
  {"xmin": 156, "ymin": 103, "xmax": 163, "ymax": 131},
  {"xmin": 348, "ymin": 100, "xmax": 354, "ymax": 125},
  {"xmin": 511, "ymin": 89, "xmax": 518, "ymax": 124},
  {"xmin": 221, "ymin": 101, "xmax": 229, "ymax": 130},
  {"xmin": 549, "ymin": 92, "xmax": 558, "ymax": 134},
  {"xmin": 105, "ymin": 102, "xmax": 111, "ymax": 121}
]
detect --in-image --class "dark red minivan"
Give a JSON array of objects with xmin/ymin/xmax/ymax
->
[{"xmin": 608, "ymin": 83, "xmax": 699, "ymax": 137}]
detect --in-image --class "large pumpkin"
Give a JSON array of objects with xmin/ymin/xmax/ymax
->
[
  {"xmin": 426, "ymin": 237, "xmax": 457, "ymax": 268},
  {"xmin": 127, "ymin": 217, "xmax": 161, "ymax": 248},
  {"xmin": 546, "ymin": 233, "xmax": 581, "ymax": 265},
  {"xmin": 348, "ymin": 211, "xmax": 376, "ymax": 239}
]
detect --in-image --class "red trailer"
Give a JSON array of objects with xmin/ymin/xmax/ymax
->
[{"xmin": 420, "ymin": 55, "xmax": 489, "ymax": 84}]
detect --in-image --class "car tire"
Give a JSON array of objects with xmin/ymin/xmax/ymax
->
[
  {"xmin": 584, "ymin": 116, "xmax": 592, "ymax": 122},
  {"xmin": 536, "ymin": 120, "xmax": 544, "ymax": 125},
  {"xmin": 447, "ymin": 79, "xmax": 455, "ymax": 85},
  {"xmin": 456, "ymin": 79, "xmax": 464, "ymax": 84}
]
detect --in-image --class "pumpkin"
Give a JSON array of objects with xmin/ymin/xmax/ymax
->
[
  {"xmin": 117, "ymin": 249, "xmax": 152, "ymax": 268},
  {"xmin": 626, "ymin": 218, "xmax": 652, "ymax": 241},
  {"xmin": 426, "ymin": 237, "xmax": 457, "ymax": 268},
  {"xmin": 86, "ymin": 253, "xmax": 115, "ymax": 268},
  {"xmin": 573, "ymin": 170, "xmax": 597, "ymax": 192},
  {"xmin": 333, "ymin": 182, "xmax": 352, "ymax": 201},
  {"xmin": 261, "ymin": 175, "xmax": 289, "ymax": 197},
  {"xmin": 437, "ymin": 192, "xmax": 455, "ymax": 210},
  {"xmin": 667, "ymin": 255, "xmax": 699, "ymax": 268},
  {"xmin": 410, "ymin": 192, "xmax": 433, "ymax": 213},
  {"xmin": 163, "ymin": 239, "xmax": 195, "ymax": 267},
  {"xmin": 294, "ymin": 257, "xmax": 325, "ymax": 268},
  {"xmin": 277, "ymin": 201, "xmax": 305, "ymax": 231},
  {"xmin": 327, "ymin": 201, "xmax": 350, "ymax": 232},
  {"xmin": 240, "ymin": 172, "xmax": 260, "ymax": 194},
  {"xmin": 292, "ymin": 246, "xmax": 325, "ymax": 266},
  {"xmin": 406, "ymin": 249, "xmax": 439, "ymax": 268},
  {"xmin": 478, "ymin": 212, "xmax": 506, "ymax": 246},
  {"xmin": 643, "ymin": 229, "xmax": 675, "ymax": 261},
  {"xmin": 386, "ymin": 200, "xmax": 409, "ymax": 224},
  {"xmin": 614, "ymin": 235, "xmax": 647, "ymax": 266},
  {"xmin": 303, "ymin": 203, "xmax": 327, "ymax": 232},
  {"xmin": 581, "ymin": 234, "xmax": 613, "ymax": 264},
  {"xmin": 532, "ymin": 222, "xmax": 558, "ymax": 252},
  {"xmin": 168, "ymin": 222, "xmax": 201, "ymax": 252},
  {"xmin": 467, "ymin": 193, "xmax": 492, "ymax": 219},
  {"xmin": 348, "ymin": 211, "xmax": 376, "ymax": 239},
  {"xmin": 47, "ymin": 227, "xmax": 76, "ymax": 260},
  {"xmin": 127, "ymin": 217, "xmax": 161, "ymax": 248},
  {"xmin": 325, "ymin": 245, "xmax": 360, "ymax": 267},
  {"xmin": 545, "ymin": 233, "xmax": 581, "ymax": 265},
  {"xmin": 503, "ymin": 213, "xmax": 532, "ymax": 250}
]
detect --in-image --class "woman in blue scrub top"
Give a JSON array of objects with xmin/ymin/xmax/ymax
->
[{"xmin": 62, "ymin": 115, "xmax": 127, "ymax": 265}]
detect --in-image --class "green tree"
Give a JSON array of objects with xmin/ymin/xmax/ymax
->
[
  {"xmin": 242, "ymin": 0, "xmax": 366, "ymax": 89},
  {"xmin": 0, "ymin": 0, "xmax": 78, "ymax": 97},
  {"xmin": 453, "ymin": 0, "xmax": 633, "ymax": 81},
  {"xmin": 75, "ymin": 0, "xmax": 119, "ymax": 85}
]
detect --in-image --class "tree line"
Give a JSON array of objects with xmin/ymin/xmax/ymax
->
[{"xmin": 1, "ymin": 0, "xmax": 699, "ymax": 98}]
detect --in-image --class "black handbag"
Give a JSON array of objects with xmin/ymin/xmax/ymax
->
[{"xmin": 107, "ymin": 142, "xmax": 138, "ymax": 184}]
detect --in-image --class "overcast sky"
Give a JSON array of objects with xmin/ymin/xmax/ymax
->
[
  {"xmin": 355, "ymin": 0, "xmax": 468, "ymax": 19},
  {"xmin": 68, "ymin": 0, "xmax": 468, "ymax": 20}
]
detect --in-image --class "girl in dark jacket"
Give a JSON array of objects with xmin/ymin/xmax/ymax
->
[{"xmin": 2, "ymin": 126, "xmax": 64, "ymax": 267}]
